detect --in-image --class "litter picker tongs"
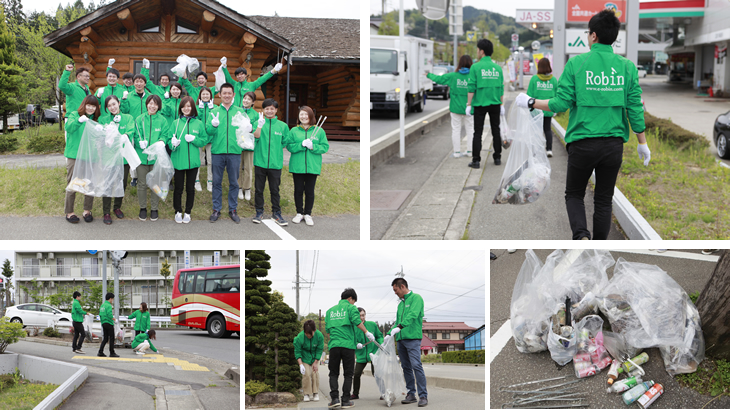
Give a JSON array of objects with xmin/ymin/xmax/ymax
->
[
  {"xmin": 363, "ymin": 339, "xmax": 390, "ymax": 355},
  {"xmin": 308, "ymin": 115, "xmax": 327, "ymax": 141}
]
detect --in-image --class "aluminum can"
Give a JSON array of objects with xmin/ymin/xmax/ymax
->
[{"xmin": 637, "ymin": 383, "xmax": 663, "ymax": 409}]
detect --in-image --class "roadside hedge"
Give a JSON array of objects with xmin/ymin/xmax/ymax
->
[
  {"xmin": 442, "ymin": 349, "xmax": 485, "ymax": 364},
  {"xmin": 643, "ymin": 112, "xmax": 709, "ymax": 151}
]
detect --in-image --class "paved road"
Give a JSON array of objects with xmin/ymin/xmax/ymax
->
[
  {"xmin": 370, "ymin": 98, "xmax": 450, "ymax": 141},
  {"xmin": 156, "ymin": 329, "xmax": 239, "ymax": 366},
  {"xmin": 490, "ymin": 249, "xmax": 729, "ymax": 409}
]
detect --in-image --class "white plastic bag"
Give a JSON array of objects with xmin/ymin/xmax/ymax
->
[
  {"xmin": 230, "ymin": 111, "xmax": 255, "ymax": 150},
  {"xmin": 66, "ymin": 121, "xmax": 125, "ymax": 197},
  {"xmin": 214, "ymin": 66, "xmax": 226, "ymax": 92},
  {"xmin": 510, "ymin": 250, "xmax": 551, "ymax": 353},
  {"xmin": 143, "ymin": 141, "xmax": 174, "ymax": 200},
  {"xmin": 171, "ymin": 54, "xmax": 199, "ymax": 78},
  {"xmin": 493, "ymin": 105, "xmax": 551, "ymax": 204},
  {"xmin": 499, "ymin": 113, "xmax": 512, "ymax": 149},
  {"xmin": 370, "ymin": 336, "xmax": 407, "ymax": 407},
  {"xmin": 547, "ymin": 322, "xmax": 577, "ymax": 366}
]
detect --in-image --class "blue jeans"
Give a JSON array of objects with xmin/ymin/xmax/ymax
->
[
  {"xmin": 398, "ymin": 339, "xmax": 427, "ymax": 398},
  {"xmin": 212, "ymin": 154, "xmax": 241, "ymax": 212}
]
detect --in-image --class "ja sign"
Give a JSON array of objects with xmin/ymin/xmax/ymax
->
[{"xmin": 566, "ymin": 29, "xmax": 626, "ymax": 55}]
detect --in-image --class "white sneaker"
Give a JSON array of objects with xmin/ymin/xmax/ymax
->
[
  {"xmin": 244, "ymin": 189, "xmax": 251, "ymax": 201},
  {"xmin": 507, "ymin": 249, "xmax": 517, "ymax": 254},
  {"xmin": 292, "ymin": 213, "xmax": 303, "ymax": 224},
  {"xmin": 546, "ymin": 150, "xmax": 553, "ymax": 157},
  {"xmin": 194, "ymin": 181, "xmax": 202, "ymax": 192},
  {"xmin": 238, "ymin": 189, "xmax": 244, "ymax": 200},
  {"xmin": 452, "ymin": 152, "xmax": 461, "ymax": 158},
  {"xmin": 303, "ymin": 394, "xmax": 310, "ymax": 402},
  {"xmin": 465, "ymin": 151, "xmax": 472, "ymax": 157},
  {"xmin": 313, "ymin": 393, "xmax": 319, "ymax": 401},
  {"xmin": 183, "ymin": 213, "xmax": 191, "ymax": 223},
  {"xmin": 136, "ymin": 351, "xmax": 145, "ymax": 355},
  {"xmin": 207, "ymin": 180, "xmax": 213, "ymax": 192},
  {"xmin": 304, "ymin": 215, "xmax": 314, "ymax": 226},
  {"xmin": 174, "ymin": 212, "xmax": 183, "ymax": 223}
]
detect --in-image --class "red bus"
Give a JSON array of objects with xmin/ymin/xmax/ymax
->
[{"xmin": 171, "ymin": 264, "xmax": 240, "ymax": 338}]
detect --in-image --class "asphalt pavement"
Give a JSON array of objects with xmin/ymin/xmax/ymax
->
[
  {"xmin": 370, "ymin": 98, "xmax": 450, "ymax": 141},
  {"xmin": 490, "ymin": 249, "xmax": 729, "ymax": 409},
  {"xmin": 155, "ymin": 329, "xmax": 240, "ymax": 366}
]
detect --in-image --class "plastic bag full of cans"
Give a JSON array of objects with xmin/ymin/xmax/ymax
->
[{"xmin": 573, "ymin": 315, "xmax": 612, "ymax": 378}]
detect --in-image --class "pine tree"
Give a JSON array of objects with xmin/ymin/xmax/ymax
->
[
  {"xmin": 264, "ymin": 301, "xmax": 302, "ymax": 393},
  {"xmin": 0, "ymin": 4, "xmax": 23, "ymax": 134},
  {"xmin": 245, "ymin": 250, "xmax": 272, "ymax": 382},
  {"xmin": 2, "ymin": 258, "xmax": 14, "ymax": 308}
]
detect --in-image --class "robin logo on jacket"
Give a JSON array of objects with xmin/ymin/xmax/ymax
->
[
  {"xmin": 537, "ymin": 82, "xmax": 554, "ymax": 90},
  {"xmin": 154, "ymin": 128, "xmax": 161, "ymax": 132},
  {"xmin": 456, "ymin": 79, "xmax": 468, "ymax": 88},
  {"xmin": 481, "ymin": 67, "xmax": 500, "ymax": 78},
  {"xmin": 585, "ymin": 69, "xmax": 624, "ymax": 88}
]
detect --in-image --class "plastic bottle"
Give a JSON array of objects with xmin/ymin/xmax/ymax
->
[
  {"xmin": 607, "ymin": 359, "xmax": 620, "ymax": 385},
  {"xmin": 606, "ymin": 376, "xmax": 642, "ymax": 394},
  {"xmin": 622, "ymin": 381, "xmax": 655, "ymax": 405}
]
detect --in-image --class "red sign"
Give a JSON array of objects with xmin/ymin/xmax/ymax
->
[{"xmin": 567, "ymin": 0, "xmax": 626, "ymax": 23}]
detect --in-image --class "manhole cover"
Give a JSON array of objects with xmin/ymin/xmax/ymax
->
[{"xmin": 371, "ymin": 190, "xmax": 412, "ymax": 211}]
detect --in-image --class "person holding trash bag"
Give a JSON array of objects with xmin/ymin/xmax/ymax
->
[
  {"xmin": 98, "ymin": 292, "xmax": 119, "ymax": 357},
  {"xmin": 127, "ymin": 302, "xmax": 151, "ymax": 336},
  {"xmin": 140, "ymin": 58, "xmax": 171, "ymax": 100},
  {"xmin": 134, "ymin": 94, "xmax": 171, "ymax": 222},
  {"xmin": 71, "ymin": 291, "xmax": 91, "ymax": 354},
  {"xmin": 427, "ymin": 55, "xmax": 474, "ymax": 158},
  {"xmin": 353, "ymin": 307, "xmax": 384, "ymax": 400},
  {"xmin": 385, "ymin": 278, "xmax": 428, "ymax": 407},
  {"xmin": 465, "ymin": 39, "xmax": 505, "ymax": 168},
  {"xmin": 526, "ymin": 58, "xmax": 559, "ymax": 158},
  {"xmin": 195, "ymin": 88, "xmax": 215, "ymax": 193},
  {"xmin": 294, "ymin": 319, "xmax": 324, "ymax": 403},
  {"xmin": 132, "ymin": 329, "xmax": 158, "ymax": 355},
  {"xmin": 64, "ymin": 95, "xmax": 100, "ymax": 224},
  {"xmin": 205, "ymin": 82, "xmax": 247, "ymax": 223},
  {"xmin": 286, "ymin": 106, "xmax": 330, "ymax": 226},
  {"xmin": 515, "ymin": 9, "xmax": 650, "ymax": 240},
  {"xmin": 219, "ymin": 56, "xmax": 282, "ymax": 108},
  {"xmin": 98, "ymin": 96, "xmax": 136, "ymax": 224},
  {"xmin": 325, "ymin": 288, "xmax": 376, "ymax": 409},
  {"xmin": 237, "ymin": 92, "xmax": 260, "ymax": 201},
  {"xmin": 96, "ymin": 63, "xmax": 127, "ymax": 117},
  {"xmin": 169, "ymin": 96, "xmax": 208, "ymax": 223}
]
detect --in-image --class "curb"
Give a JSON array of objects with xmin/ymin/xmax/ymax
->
[
  {"xmin": 225, "ymin": 366, "xmax": 240, "ymax": 385},
  {"xmin": 551, "ymin": 119, "xmax": 662, "ymax": 240}
]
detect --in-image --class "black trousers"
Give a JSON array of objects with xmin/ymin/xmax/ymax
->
[
  {"xmin": 102, "ymin": 163, "xmax": 130, "ymax": 214},
  {"xmin": 135, "ymin": 330, "xmax": 143, "ymax": 336},
  {"xmin": 472, "ymin": 104, "xmax": 501, "ymax": 162},
  {"xmin": 254, "ymin": 166, "xmax": 282, "ymax": 214},
  {"xmin": 565, "ymin": 137, "xmax": 624, "ymax": 240},
  {"xmin": 99, "ymin": 323, "xmax": 115, "ymax": 354},
  {"xmin": 292, "ymin": 173, "xmax": 318, "ymax": 215},
  {"xmin": 329, "ymin": 347, "xmax": 355, "ymax": 402},
  {"xmin": 543, "ymin": 116, "xmax": 554, "ymax": 151},
  {"xmin": 353, "ymin": 361, "xmax": 375, "ymax": 396},
  {"xmin": 174, "ymin": 167, "xmax": 198, "ymax": 214},
  {"xmin": 72, "ymin": 321, "xmax": 85, "ymax": 351}
]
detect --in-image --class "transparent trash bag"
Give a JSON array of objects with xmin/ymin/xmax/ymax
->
[
  {"xmin": 231, "ymin": 111, "xmax": 255, "ymax": 150},
  {"xmin": 510, "ymin": 250, "xmax": 551, "ymax": 353},
  {"xmin": 499, "ymin": 113, "xmax": 512, "ymax": 149},
  {"xmin": 573, "ymin": 315, "xmax": 611, "ymax": 378},
  {"xmin": 370, "ymin": 336, "xmax": 407, "ymax": 407},
  {"xmin": 83, "ymin": 314, "xmax": 94, "ymax": 342},
  {"xmin": 214, "ymin": 66, "xmax": 226, "ymax": 92},
  {"xmin": 171, "ymin": 54, "xmax": 199, "ymax": 78},
  {"xmin": 66, "ymin": 121, "xmax": 125, "ymax": 197},
  {"xmin": 493, "ymin": 105, "xmax": 551, "ymax": 204},
  {"xmin": 143, "ymin": 141, "xmax": 174, "ymax": 200},
  {"xmin": 603, "ymin": 331, "xmax": 643, "ymax": 362}
]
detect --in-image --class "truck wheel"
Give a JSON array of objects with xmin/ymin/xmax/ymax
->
[
  {"xmin": 414, "ymin": 99, "xmax": 423, "ymax": 113},
  {"xmin": 206, "ymin": 314, "xmax": 226, "ymax": 338}
]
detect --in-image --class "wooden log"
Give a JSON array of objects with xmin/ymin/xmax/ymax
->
[
  {"xmin": 97, "ymin": 47, "xmax": 235, "ymax": 59},
  {"xmin": 201, "ymin": 10, "xmax": 215, "ymax": 32},
  {"xmin": 97, "ymin": 41, "xmax": 239, "ymax": 52},
  {"xmin": 161, "ymin": 0, "xmax": 176, "ymax": 15},
  {"xmin": 238, "ymin": 32, "xmax": 257, "ymax": 48},
  {"xmin": 79, "ymin": 38, "xmax": 98, "ymax": 60},
  {"xmin": 80, "ymin": 27, "xmax": 100, "ymax": 43},
  {"xmin": 117, "ymin": 8, "xmax": 135, "ymax": 31}
]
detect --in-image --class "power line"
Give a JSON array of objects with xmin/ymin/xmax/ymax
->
[{"xmin": 425, "ymin": 284, "xmax": 485, "ymax": 313}]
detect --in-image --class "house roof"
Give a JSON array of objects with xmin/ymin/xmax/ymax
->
[
  {"xmin": 420, "ymin": 335, "xmax": 438, "ymax": 349},
  {"xmin": 422, "ymin": 322, "xmax": 477, "ymax": 331},
  {"xmin": 247, "ymin": 16, "xmax": 359, "ymax": 62},
  {"xmin": 433, "ymin": 340, "xmax": 465, "ymax": 345}
]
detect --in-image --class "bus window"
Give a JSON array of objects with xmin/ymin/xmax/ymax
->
[
  {"xmin": 178, "ymin": 272, "xmax": 186, "ymax": 293},
  {"xmin": 194, "ymin": 272, "xmax": 205, "ymax": 293},
  {"xmin": 204, "ymin": 269, "xmax": 239, "ymax": 293},
  {"xmin": 183, "ymin": 273, "xmax": 196, "ymax": 293}
]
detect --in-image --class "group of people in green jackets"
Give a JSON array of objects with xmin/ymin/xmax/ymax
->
[{"xmin": 61, "ymin": 56, "xmax": 329, "ymax": 227}]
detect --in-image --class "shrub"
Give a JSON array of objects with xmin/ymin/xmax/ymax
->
[
  {"xmin": 0, "ymin": 134, "xmax": 19, "ymax": 152},
  {"xmin": 27, "ymin": 132, "xmax": 65, "ymax": 153},
  {"xmin": 0, "ymin": 317, "xmax": 25, "ymax": 353},
  {"xmin": 442, "ymin": 349, "xmax": 485, "ymax": 364},
  {"xmin": 42, "ymin": 327, "xmax": 61, "ymax": 338},
  {"xmin": 643, "ymin": 112, "xmax": 709, "ymax": 151},
  {"xmin": 245, "ymin": 380, "xmax": 272, "ymax": 397}
]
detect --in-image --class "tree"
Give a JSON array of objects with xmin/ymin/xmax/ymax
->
[
  {"xmin": 1, "ymin": 258, "xmax": 13, "ymax": 308},
  {"xmin": 159, "ymin": 258, "xmax": 172, "ymax": 316},
  {"xmin": 18, "ymin": 278, "xmax": 47, "ymax": 304},
  {"xmin": 0, "ymin": 316, "xmax": 25, "ymax": 353},
  {"xmin": 271, "ymin": 290, "xmax": 284, "ymax": 306},
  {"xmin": 84, "ymin": 279, "xmax": 129, "ymax": 315},
  {"xmin": 696, "ymin": 250, "xmax": 730, "ymax": 359},
  {"xmin": 378, "ymin": 13, "xmax": 399, "ymax": 36},
  {"xmin": 0, "ymin": 0, "xmax": 24, "ymax": 28},
  {"xmin": 264, "ymin": 301, "xmax": 301, "ymax": 393},
  {"xmin": 245, "ymin": 250, "xmax": 273, "ymax": 383},
  {"xmin": 0, "ymin": 4, "xmax": 24, "ymax": 134},
  {"xmin": 47, "ymin": 284, "xmax": 73, "ymax": 310}
]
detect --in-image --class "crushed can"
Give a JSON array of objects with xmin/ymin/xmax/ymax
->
[
  {"xmin": 574, "ymin": 352, "xmax": 591, "ymax": 363},
  {"xmin": 637, "ymin": 383, "xmax": 663, "ymax": 409},
  {"xmin": 622, "ymin": 381, "xmax": 655, "ymax": 405}
]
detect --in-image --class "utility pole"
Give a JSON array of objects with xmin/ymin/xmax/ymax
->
[
  {"xmin": 292, "ymin": 251, "xmax": 313, "ymax": 320},
  {"xmin": 296, "ymin": 250, "xmax": 300, "ymax": 318}
]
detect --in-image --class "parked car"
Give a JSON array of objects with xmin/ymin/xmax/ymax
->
[
  {"xmin": 0, "ymin": 113, "xmax": 21, "ymax": 133},
  {"xmin": 4, "ymin": 303, "xmax": 72, "ymax": 327},
  {"xmin": 713, "ymin": 110, "xmax": 730, "ymax": 159},
  {"xmin": 638, "ymin": 68, "xmax": 647, "ymax": 78},
  {"xmin": 426, "ymin": 66, "xmax": 451, "ymax": 100},
  {"xmin": 44, "ymin": 107, "xmax": 60, "ymax": 125}
]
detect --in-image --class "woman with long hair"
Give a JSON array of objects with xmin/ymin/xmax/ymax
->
[
  {"xmin": 427, "ymin": 55, "xmax": 475, "ymax": 157},
  {"xmin": 98, "ymin": 95, "xmax": 136, "ymax": 224},
  {"xmin": 527, "ymin": 58, "xmax": 559, "ymax": 157},
  {"xmin": 134, "ymin": 94, "xmax": 171, "ymax": 221},
  {"xmin": 64, "ymin": 95, "xmax": 101, "ymax": 223},
  {"xmin": 132, "ymin": 329, "xmax": 158, "ymax": 355},
  {"xmin": 194, "ymin": 87, "xmax": 215, "ymax": 192},
  {"xmin": 127, "ymin": 302, "xmax": 151, "ymax": 336}
]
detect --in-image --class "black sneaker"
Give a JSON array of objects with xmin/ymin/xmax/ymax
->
[
  {"xmin": 103, "ymin": 214, "xmax": 112, "ymax": 225},
  {"xmin": 66, "ymin": 215, "xmax": 79, "ymax": 224},
  {"xmin": 150, "ymin": 210, "xmax": 158, "ymax": 221},
  {"xmin": 110, "ymin": 353, "xmax": 120, "ymax": 358},
  {"xmin": 350, "ymin": 394, "xmax": 359, "ymax": 400},
  {"xmin": 252, "ymin": 211, "xmax": 263, "ymax": 224},
  {"xmin": 113, "ymin": 208, "xmax": 124, "ymax": 219},
  {"xmin": 418, "ymin": 397, "xmax": 428, "ymax": 407},
  {"xmin": 139, "ymin": 208, "xmax": 147, "ymax": 221},
  {"xmin": 210, "ymin": 210, "xmax": 220, "ymax": 222},
  {"xmin": 494, "ymin": 158, "xmax": 502, "ymax": 165},
  {"xmin": 131, "ymin": 178, "xmax": 137, "ymax": 187},
  {"xmin": 328, "ymin": 398, "xmax": 341, "ymax": 408},
  {"xmin": 97, "ymin": 352, "xmax": 106, "ymax": 357},
  {"xmin": 83, "ymin": 212, "xmax": 93, "ymax": 223},
  {"xmin": 341, "ymin": 399, "xmax": 355, "ymax": 409},
  {"xmin": 402, "ymin": 394, "xmax": 417, "ymax": 404},
  {"xmin": 229, "ymin": 210, "xmax": 240, "ymax": 224},
  {"xmin": 273, "ymin": 213, "xmax": 288, "ymax": 226},
  {"xmin": 468, "ymin": 161, "xmax": 480, "ymax": 169}
]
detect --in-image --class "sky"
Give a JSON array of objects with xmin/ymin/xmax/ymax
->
[
  {"xmin": 262, "ymin": 250, "xmax": 486, "ymax": 329},
  {"xmin": 370, "ymin": 0, "xmax": 554, "ymax": 20},
  {"xmin": 22, "ymin": 0, "xmax": 359, "ymax": 19}
]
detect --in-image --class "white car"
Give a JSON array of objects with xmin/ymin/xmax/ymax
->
[
  {"xmin": 4, "ymin": 303, "xmax": 72, "ymax": 327},
  {"xmin": 638, "ymin": 68, "xmax": 647, "ymax": 78}
]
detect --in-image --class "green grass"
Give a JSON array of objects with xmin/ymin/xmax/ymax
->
[
  {"xmin": 2, "ymin": 124, "xmax": 66, "ymax": 154},
  {"xmin": 677, "ymin": 358, "xmax": 730, "ymax": 398},
  {"xmin": 421, "ymin": 354, "xmax": 443, "ymax": 363},
  {"xmin": 554, "ymin": 112, "xmax": 730, "ymax": 239},
  {"xmin": 0, "ymin": 380, "xmax": 58, "ymax": 410},
  {"xmin": 689, "ymin": 291, "xmax": 700, "ymax": 305},
  {"xmin": 0, "ymin": 161, "xmax": 359, "ymax": 218}
]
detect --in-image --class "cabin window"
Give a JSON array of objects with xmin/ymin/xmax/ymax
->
[
  {"xmin": 133, "ymin": 60, "xmax": 180, "ymax": 84},
  {"xmin": 139, "ymin": 19, "xmax": 161, "ymax": 33},
  {"xmin": 320, "ymin": 84, "xmax": 328, "ymax": 108},
  {"xmin": 176, "ymin": 17, "xmax": 198, "ymax": 34}
]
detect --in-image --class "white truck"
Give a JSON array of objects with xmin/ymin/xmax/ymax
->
[
  {"xmin": 370, "ymin": 35, "xmax": 434, "ymax": 115},
  {"xmin": 0, "ymin": 113, "xmax": 20, "ymax": 133}
]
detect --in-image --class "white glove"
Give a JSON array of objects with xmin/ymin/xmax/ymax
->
[
  {"xmin": 122, "ymin": 91, "xmax": 129, "ymax": 100},
  {"xmin": 113, "ymin": 115, "xmax": 121, "ymax": 123},
  {"xmin": 637, "ymin": 143, "xmax": 651, "ymax": 166},
  {"xmin": 500, "ymin": 105, "xmax": 506, "ymax": 116},
  {"xmin": 198, "ymin": 100, "xmax": 205, "ymax": 109},
  {"xmin": 142, "ymin": 58, "xmax": 150, "ymax": 69},
  {"xmin": 208, "ymin": 101, "xmax": 214, "ymax": 109},
  {"xmin": 171, "ymin": 136, "xmax": 180, "ymax": 147},
  {"xmin": 273, "ymin": 62, "xmax": 283, "ymax": 73},
  {"xmin": 211, "ymin": 113, "xmax": 220, "ymax": 127},
  {"xmin": 383, "ymin": 335, "xmax": 392, "ymax": 346},
  {"xmin": 139, "ymin": 140, "xmax": 148, "ymax": 149},
  {"xmin": 79, "ymin": 115, "xmax": 89, "ymax": 123},
  {"xmin": 302, "ymin": 139, "xmax": 313, "ymax": 150},
  {"xmin": 257, "ymin": 112, "xmax": 265, "ymax": 129},
  {"xmin": 185, "ymin": 134, "xmax": 195, "ymax": 143},
  {"xmin": 391, "ymin": 327, "xmax": 401, "ymax": 336},
  {"xmin": 220, "ymin": 56, "xmax": 227, "ymax": 67},
  {"xmin": 366, "ymin": 331, "xmax": 375, "ymax": 342},
  {"xmin": 96, "ymin": 87, "xmax": 104, "ymax": 98},
  {"xmin": 299, "ymin": 364, "xmax": 306, "ymax": 375},
  {"xmin": 515, "ymin": 93, "xmax": 530, "ymax": 108},
  {"xmin": 108, "ymin": 58, "xmax": 115, "ymax": 67},
  {"xmin": 357, "ymin": 343, "xmax": 363, "ymax": 350},
  {"xmin": 164, "ymin": 92, "xmax": 170, "ymax": 99},
  {"xmin": 465, "ymin": 105, "xmax": 472, "ymax": 116},
  {"xmin": 94, "ymin": 124, "xmax": 104, "ymax": 132}
]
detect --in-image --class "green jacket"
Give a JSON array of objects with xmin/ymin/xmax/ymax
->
[
  {"xmin": 325, "ymin": 299, "xmax": 362, "ymax": 350},
  {"xmin": 131, "ymin": 333, "xmax": 157, "ymax": 352},
  {"xmin": 527, "ymin": 75, "xmax": 559, "ymax": 117},
  {"xmin": 141, "ymin": 67, "xmax": 171, "ymax": 99},
  {"xmin": 180, "ymin": 77, "xmax": 217, "ymax": 103},
  {"xmin": 293, "ymin": 330, "xmax": 324, "ymax": 365},
  {"xmin": 205, "ymin": 104, "xmax": 246, "ymax": 155},
  {"xmin": 134, "ymin": 113, "xmax": 171, "ymax": 165},
  {"xmin": 427, "ymin": 70, "xmax": 470, "ymax": 115},
  {"xmin": 195, "ymin": 101, "xmax": 217, "ymax": 138},
  {"xmin": 254, "ymin": 116, "xmax": 291, "ymax": 170},
  {"xmin": 64, "ymin": 111, "xmax": 99, "ymax": 159},
  {"xmin": 97, "ymin": 83, "xmax": 128, "ymax": 117},
  {"xmin": 468, "ymin": 56, "xmax": 504, "ymax": 107},
  {"xmin": 128, "ymin": 309, "xmax": 151, "ymax": 332},
  {"xmin": 548, "ymin": 43, "xmax": 645, "ymax": 144},
  {"xmin": 355, "ymin": 321, "xmax": 384, "ymax": 363},
  {"xmin": 99, "ymin": 300, "xmax": 114, "ymax": 326},
  {"xmin": 59, "ymin": 69, "xmax": 91, "ymax": 118},
  {"xmin": 121, "ymin": 90, "xmax": 153, "ymax": 120},
  {"xmin": 387, "ymin": 291, "xmax": 424, "ymax": 342},
  {"xmin": 162, "ymin": 97, "xmax": 184, "ymax": 125},
  {"xmin": 286, "ymin": 125, "xmax": 329, "ymax": 175},
  {"xmin": 99, "ymin": 112, "xmax": 136, "ymax": 165},
  {"xmin": 222, "ymin": 68, "xmax": 275, "ymax": 108},
  {"xmin": 72, "ymin": 298, "xmax": 86, "ymax": 322},
  {"xmin": 168, "ymin": 117, "xmax": 209, "ymax": 170}
]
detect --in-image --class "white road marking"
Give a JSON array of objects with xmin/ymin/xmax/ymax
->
[
  {"xmin": 614, "ymin": 249, "xmax": 720, "ymax": 262},
  {"xmin": 262, "ymin": 219, "xmax": 297, "ymax": 240},
  {"xmin": 490, "ymin": 319, "xmax": 512, "ymax": 364}
]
